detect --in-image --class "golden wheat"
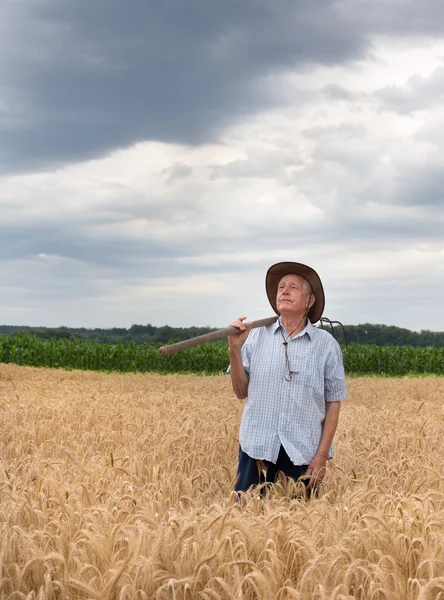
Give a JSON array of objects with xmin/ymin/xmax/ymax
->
[{"xmin": 1, "ymin": 364, "xmax": 444, "ymax": 599}]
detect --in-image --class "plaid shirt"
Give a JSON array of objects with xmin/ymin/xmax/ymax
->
[{"xmin": 233, "ymin": 319, "xmax": 347, "ymax": 465}]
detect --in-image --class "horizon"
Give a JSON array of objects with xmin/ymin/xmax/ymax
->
[{"xmin": 1, "ymin": 321, "xmax": 442, "ymax": 335}]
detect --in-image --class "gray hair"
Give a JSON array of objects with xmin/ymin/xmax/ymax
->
[{"xmin": 303, "ymin": 278, "xmax": 312, "ymax": 295}]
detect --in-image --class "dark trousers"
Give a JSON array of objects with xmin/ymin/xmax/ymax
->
[{"xmin": 235, "ymin": 445, "xmax": 312, "ymax": 496}]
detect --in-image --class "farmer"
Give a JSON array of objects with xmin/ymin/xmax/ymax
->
[{"xmin": 228, "ymin": 261, "xmax": 347, "ymax": 495}]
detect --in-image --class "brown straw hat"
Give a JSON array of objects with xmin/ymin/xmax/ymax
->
[{"xmin": 265, "ymin": 261, "xmax": 325, "ymax": 323}]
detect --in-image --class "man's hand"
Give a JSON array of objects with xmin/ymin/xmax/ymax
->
[
  {"xmin": 228, "ymin": 316, "xmax": 252, "ymax": 351},
  {"xmin": 304, "ymin": 401, "xmax": 340, "ymax": 490},
  {"xmin": 305, "ymin": 454, "xmax": 328, "ymax": 490}
]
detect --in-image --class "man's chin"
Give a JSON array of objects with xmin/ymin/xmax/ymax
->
[
  {"xmin": 278, "ymin": 302, "xmax": 292, "ymax": 310},
  {"xmin": 278, "ymin": 306, "xmax": 296, "ymax": 315}
]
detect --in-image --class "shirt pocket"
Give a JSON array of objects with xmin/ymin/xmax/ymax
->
[{"xmin": 291, "ymin": 355, "xmax": 323, "ymax": 394}]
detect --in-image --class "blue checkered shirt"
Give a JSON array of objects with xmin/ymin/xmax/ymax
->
[{"xmin": 232, "ymin": 319, "xmax": 347, "ymax": 465}]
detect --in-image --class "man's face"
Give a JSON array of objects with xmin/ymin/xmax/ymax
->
[{"xmin": 276, "ymin": 274, "xmax": 313, "ymax": 316}]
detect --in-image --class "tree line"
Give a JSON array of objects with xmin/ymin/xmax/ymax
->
[
  {"xmin": 0, "ymin": 323, "xmax": 217, "ymax": 345},
  {"xmin": 325, "ymin": 323, "xmax": 444, "ymax": 348},
  {"xmin": 0, "ymin": 322, "xmax": 443, "ymax": 347}
]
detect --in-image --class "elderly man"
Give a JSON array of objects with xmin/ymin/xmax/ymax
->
[{"xmin": 228, "ymin": 261, "xmax": 347, "ymax": 495}]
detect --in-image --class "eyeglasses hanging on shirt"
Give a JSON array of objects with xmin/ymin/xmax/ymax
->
[{"xmin": 279, "ymin": 327, "xmax": 301, "ymax": 382}]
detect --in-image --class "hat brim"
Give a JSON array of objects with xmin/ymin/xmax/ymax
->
[{"xmin": 265, "ymin": 262, "xmax": 325, "ymax": 323}]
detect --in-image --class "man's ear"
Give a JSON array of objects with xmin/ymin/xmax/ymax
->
[{"xmin": 308, "ymin": 293, "xmax": 316, "ymax": 309}]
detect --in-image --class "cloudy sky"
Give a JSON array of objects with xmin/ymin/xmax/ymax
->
[{"xmin": 1, "ymin": 0, "xmax": 444, "ymax": 331}]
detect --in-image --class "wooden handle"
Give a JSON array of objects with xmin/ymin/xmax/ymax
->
[{"xmin": 157, "ymin": 316, "xmax": 278, "ymax": 356}]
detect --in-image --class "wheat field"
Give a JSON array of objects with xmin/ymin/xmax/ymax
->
[{"xmin": 1, "ymin": 364, "xmax": 444, "ymax": 599}]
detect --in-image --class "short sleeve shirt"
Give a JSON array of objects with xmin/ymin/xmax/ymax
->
[{"xmin": 236, "ymin": 319, "xmax": 347, "ymax": 465}]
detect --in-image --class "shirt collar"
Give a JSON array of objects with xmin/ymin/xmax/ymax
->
[{"xmin": 272, "ymin": 317, "xmax": 314, "ymax": 340}]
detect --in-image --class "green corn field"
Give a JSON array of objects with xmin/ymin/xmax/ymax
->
[{"xmin": 0, "ymin": 333, "xmax": 444, "ymax": 375}]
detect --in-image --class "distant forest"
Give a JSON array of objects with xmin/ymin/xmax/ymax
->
[{"xmin": 0, "ymin": 322, "xmax": 443, "ymax": 347}]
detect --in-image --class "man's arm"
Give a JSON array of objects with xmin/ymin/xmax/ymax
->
[
  {"xmin": 227, "ymin": 316, "xmax": 252, "ymax": 400},
  {"xmin": 316, "ymin": 400, "xmax": 341, "ymax": 459},
  {"xmin": 306, "ymin": 400, "xmax": 341, "ymax": 488},
  {"xmin": 306, "ymin": 339, "xmax": 347, "ymax": 487},
  {"xmin": 228, "ymin": 346, "xmax": 249, "ymax": 399}
]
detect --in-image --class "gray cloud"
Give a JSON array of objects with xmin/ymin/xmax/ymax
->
[
  {"xmin": 376, "ymin": 67, "xmax": 444, "ymax": 114},
  {"xmin": 390, "ymin": 162, "xmax": 444, "ymax": 207},
  {"xmin": 1, "ymin": 187, "xmax": 440, "ymax": 279},
  {"xmin": 3, "ymin": 1, "xmax": 444, "ymax": 174},
  {"xmin": 322, "ymin": 84, "xmax": 358, "ymax": 102},
  {"xmin": 163, "ymin": 163, "xmax": 194, "ymax": 184},
  {"xmin": 0, "ymin": 186, "xmax": 442, "ymax": 328},
  {"xmin": 0, "ymin": 0, "xmax": 370, "ymax": 173}
]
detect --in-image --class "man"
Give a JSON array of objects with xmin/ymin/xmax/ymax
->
[{"xmin": 228, "ymin": 261, "xmax": 347, "ymax": 495}]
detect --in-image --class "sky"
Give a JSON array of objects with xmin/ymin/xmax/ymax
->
[{"xmin": 1, "ymin": 0, "xmax": 444, "ymax": 331}]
